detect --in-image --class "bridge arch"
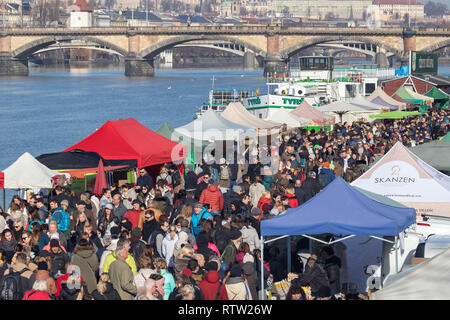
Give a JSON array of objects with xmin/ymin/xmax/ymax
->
[
  {"xmin": 12, "ymin": 36, "xmax": 128, "ymax": 59},
  {"xmin": 421, "ymin": 39, "xmax": 450, "ymax": 53},
  {"xmin": 280, "ymin": 36, "xmax": 403, "ymax": 59},
  {"xmin": 138, "ymin": 35, "xmax": 267, "ymax": 60}
]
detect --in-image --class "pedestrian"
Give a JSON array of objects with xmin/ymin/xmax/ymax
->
[
  {"xmin": 108, "ymin": 238, "xmax": 137, "ymax": 300},
  {"xmin": 71, "ymin": 238, "xmax": 99, "ymax": 294}
]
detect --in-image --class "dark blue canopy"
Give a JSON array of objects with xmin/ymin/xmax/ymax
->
[{"xmin": 261, "ymin": 177, "xmax": 416, "ymax": 237}]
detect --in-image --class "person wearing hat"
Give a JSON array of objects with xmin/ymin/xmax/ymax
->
[
  {"xmin": 71, "ymin": 238, "xmax": 99, "ymax": 294},
  {"xmin": 225, "ymin": 264, "xmax": 251, "ymax": 300},
  {"xmin": 190, "ymin": 202, "xmax": 213, "ymax": 238},
  {"xmin": 184, "ymin": 164, "xmax": 198, "ymax": 193},
  {"xmin": 34, "ymin": 258, "xmax": 57, "ymax": 296},
  {"xmin": 220, "ymin": 229, "xmax": 242, "ymax": 269},
  {"xmin": 317, "ymin": 160, "xmax": 335, "ymax": 189},
  {"xmin": 40, "ymin": 238, "xmax": 70, "ymax": 278},
  {"xmin": 198, "ymin": 261, "xmax": 229, "ymax": 300},
  {"xmin": 124, "ymin": 199, "xmax": 142, "ymax": 231},
  {"xmin": 222, "ymin": 184, "xmax": 243, "ymax": 216}
]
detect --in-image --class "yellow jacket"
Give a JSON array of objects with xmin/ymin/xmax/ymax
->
[{"xmin": 103, "ymin": 251, "xmax": 137, "ymax": 275}]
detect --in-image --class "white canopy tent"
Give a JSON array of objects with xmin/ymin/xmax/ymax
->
[
  {"xmin": 1, "ymin": 152, "xmax": 68, "ymax": 189},
  {"xmin": 350, "ymin": 94, "xmax": 387, "ymax": 111},
  {"xmin": 264, "ymin": 108, "xmax": 309, "ymax": 129},
  {"xmin": 352, "ymin": 141, "xmax": 450, "ymax": 219},
  {"xmin": 371, "ymin": 248, "xmax": 450, "ymax": 300},
  {"xmin": 174, "ymin": 109, "xmax": 254, "ymax": 141},
  {"xmin": 317, "ymin": 100, "xmax": 381, "ymax": 124}
]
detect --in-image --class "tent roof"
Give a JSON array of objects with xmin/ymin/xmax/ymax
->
[
  {"xmin": 221, "ymin": 102, "xmax": 281, "ymax": 130},
  {"xmin": 424, "ymin": 86, "xmax": 450, "ymax": 100},
  {"xmin": 264, "ymin": 108, "xmax": 309, "ymax": 129},
  {"xmin": 1, "ymin": 152, "xmax": 67, "ymax": 189},
  {"xmin": 317, "ymin": 100, "xmax": 380, "ymax": 113},
  {"xmin": 175, "ymin": 110, "xmax": 254, "ymax": 141},
  {"xmin": 156, "ymin": 122, "xmax": 209, "ymax": 150},
  {"xmin": 394, "ymin": 86, "xmax": 434, "ymax": 104},
  {"xmin": 36, "ymin": 149, "xmax": 136, "ymax": 170},
  {"xmin": 370, "ymin": 97, "xmax": 399, "ymax": 111},
  {"xmin": 371, "ymin": 248, "xmax": 450, "ymax": 300},
  {"xmin": 260, "ymin": 177, "xmax": 415, "ymax": 237},
  {"xmin": 409, "ymin": 140, "xmax": 450, "ymax": 171},
  {"xmin": 63, "ymin": 118, "xmax": 187, "ymax": 168},
  {"xmin": 367, "ymin": 87, "xmax": 406, "ymax": 108},
  {"xmin": 350, "ymin": 95, "xmax": 387, "ymax": 110},
  {"xmin": 442, "ymin": 132, "xmax": 450, "ymax": 142},
  {"xmin": 290, "ymin": 99, "xmax": 335, "ymax": 126},
  {"xmin": 369, "ymin": 110, "xmax": 425, "ymax": 119}
]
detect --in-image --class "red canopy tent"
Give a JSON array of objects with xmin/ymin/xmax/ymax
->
[{"xmin": 63, "ymin": 118, "xmax": 187, "ymax": 169}]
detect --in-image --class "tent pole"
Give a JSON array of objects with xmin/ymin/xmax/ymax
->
[
  {"xmin": 260, "ymin": 236, "xmax": 265, "ymax": 301},
  {"xmin": 287, "ymin": 236, "xmax": 291, "ymax": 274},
  {"xmin": 3, "ymin": 189, "xmax": 5, "ymax": 209},
  {"xmin": 395, "ymin": 235, "xmax": 399, "ymax": 274}
]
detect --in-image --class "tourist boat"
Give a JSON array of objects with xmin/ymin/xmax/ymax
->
[
  {"xmin": 194, "ymin": 88, "xmax": 253, "ymax": 119},
  {"xmin": 242, "ymin": 56, "xmax": 386, "ymax": 119}
]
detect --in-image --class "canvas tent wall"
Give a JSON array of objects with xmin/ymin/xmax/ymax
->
[
  {"xmin": 352, "ymin": 141, "xmax": 450, "ymax": 219},
  {"xmin": 259, "ymin": 177, "xmax": 416, "ymax": 298},
  {"xmin": 290, "ymin": 99, "xmax": 335, "ymax": 127},
  {"xmin": 317, "ymin": 100, "xmax": 380, "ymax": 124},
  {"xmin": 264, "ymin": 108, "xmax": 309, "ymax": 129},
  {"xmin": 64, "ymin": 118, "xmax": 187, "ymax": 169},
  {"xmin": 408, "ymin": 140, "xmax": 450, "ymax": 172},
  {"xmin": 0, "ymin": 152, "xmax": 69, "ymax": 189},
  {"xmin": 221, "ymin": 102, "xmax": 281, "ymax": 131},
  {"xmin": 371, "ymin": 248, "xmax": 450, "ymax": 300},
  {"xmin": 367, "ymin": 87, "xmax": 406, "ymax": 110}
]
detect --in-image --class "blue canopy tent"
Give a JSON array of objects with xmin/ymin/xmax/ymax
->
[{"xmin": 259, "ymin": 177, "xmax": 416, "ymax": 299}]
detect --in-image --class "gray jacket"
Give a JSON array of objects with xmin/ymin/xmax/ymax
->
[{"xmin": 240, "ymin": 226, "xmax": 260, "ymax": 252}]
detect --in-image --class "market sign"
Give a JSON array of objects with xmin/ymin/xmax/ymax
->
[{"xmin": 411, "ymin": 51, "xmax": 438, "ymax": 75}]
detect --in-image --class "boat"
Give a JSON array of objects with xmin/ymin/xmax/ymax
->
[{"xmin": 242, "ymin": 56, "xmax": 388, "ymax": 119}]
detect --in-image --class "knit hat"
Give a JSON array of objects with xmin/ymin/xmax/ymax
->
[
  {"xmin": 110, "ymin": 226, "xmax": 120, "ymax": 238},
  {"xmin": 232, "ymin": 185, "xmax": 242, "ymax": 193},
  {"xmin": 105, "ymin": 203, "xmax": 114, "ymax": 210},
  {"xmin": 323, "ymin": 162, "xmax": 330, "ymax": 168},
  {"xmin": 182, "ymin": 268, "xmax": 192, "ymax": 278},
  {"xmin": 50, "ymin": 239, "xmax": 60, "ymax": 248},
  {"xmin": 193, "ymin": 202, "xmax": 203, "ymax": 209},
  {"xmin": 132, "ymin": 199, "xmax": 140, "ymax": 205},
  {"xmin": 131, "ymin": 227, "xmax": 142, "ymax": 238},
  {"xmin": 229, "ymin": 265, "xmax": 242, "ymax": 278},
  {"xmin": 250, "ymin": 207, "xmax": 261, "ymax": 216},
  {"xmin": 76, "ymin": 200, "xmax": 86, "ymax": 206},
  {"xmin": 229, "ymin": 229, "xmax": 242, "ymax": 241},
  {"xmin": 78, "ymin": 238, "xmax": 90, "ymax": 247}
]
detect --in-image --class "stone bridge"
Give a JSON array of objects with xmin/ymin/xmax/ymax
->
[{"xmin": 0, "ymin": 25, "xmax": 448, "ymax": 76}]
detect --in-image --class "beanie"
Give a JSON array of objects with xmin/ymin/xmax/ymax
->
[{"xmin": 50, "ymin": 239, "xmax": 60, "ymax": 248}]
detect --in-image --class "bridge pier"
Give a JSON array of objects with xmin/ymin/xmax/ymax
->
[
  {"xmin": 0, "ymin": 53, "xmax": 28, "ymax": 76},
  {"xmin": 263, "ymin": 53, "xmax": 288, "ymax": 77},
  {"xmin": 124, "ymin": 55, "xmax": 154, "ymax": 77},
  {"xmin": 243, "ymin": 51, "xmax": 257, "ymax": 69}
]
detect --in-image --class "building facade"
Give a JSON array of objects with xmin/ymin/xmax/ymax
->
[{"xmin": 372, "ymin": 0, "xmax": 424, "ymax": 22}]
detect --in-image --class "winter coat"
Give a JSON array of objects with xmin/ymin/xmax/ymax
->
[
  {"xmin": 190, "ymin": 208, "xmax": 213, "ymax": 238},
  {"xmin": 35, "ymin": 270, "xmax": 57, "ymax": 296},
  {"xmin": 91, "ymin": 282, "xmax": 122, "ymax": 300},
  {"xmin": 249, "ymin": 183, "xmax": 265, "ymax": 207},
  {"xmin": 133, "ymin": 268, "xmax": 156, "ymax": 293},
  {"xmin": 198, "ymin": 270, "xmax": 229, "ymax": 300},
  {"xmin": 162, "ymin": 233, "xmax": 178, "ymax": 267},
  {"xmin": 262, "ymin": 176, "xmax": 276, "ymax": 191},
  {"xmin": 124, "ymin": 209, "xmax": 141, "ymax": 230},
  {"xmin": 173, "ymin": 255, "xmax": 193, "ymax": 275},
  {"xmin": 301, "ymin": 178, "xmax": 321, "ymax": 201},
  {"xmin": 3, "ymin": 262, "xmax": 36, "ymax": 295},
  {"xmin": 299, "ymin": 262, "xmax": 330, "ymax": 296},
  {"xmin": 240, "ymin": 226, "xmax": 260, "ymax": 252},
  {"xmin": 241, "ymin": 262, "xmax": 258, "ymax": 300},
  {"xmin": 285, "ymin": 193, "xmax": 299, "ymax": 208},
  {"xmin": 39, "ymin": 248, "xmax": 70, "ymax": 278},
  {"xmin": 71, "ymin": 245, "xmax": 99, "ymax": 294},
  {"xmin": 199, "ymin": 185, "xmax": 224, "ymax": 213},
  {"xmin": 324, "ymin": 255, "xmax": 341, "ymax": 296},
  {"xmin": 195, "ymin": 181, "xmax": 209, "ymax": 201},
  {"xmin": 22, "ymin": 289, "xmax": 52, "ymax": 300},
  {"xmin": 218, "ymin": 165, "xmax": 232, "ymax": 189},
  {"xmin": 160, "ymin": 268, "xmax": 176, "ymax": 300},
  {"xmin": 220, "ymin": 241, "xmax": 238, "ymax": 268},
  {"xmin": 222, "ymin": 191, "xmax": 242, "ymax": 216},
  {"xmin": 103, "ymin": 250, "xmax": 137, "ymax": 275},
  {"xmin": 109, "ymin": 257, "xmax": 137, "ymax": 300},
  {"xmin": 257, "ymin": 197, "xmax": 272, "ymax": 214},
  {"xmin": 185, "ymin": 171, "xmax": 198, "ymax": 191},
  {"xmin": 225, "ymin": 276, "xmax": 251, "ymax": 300}
]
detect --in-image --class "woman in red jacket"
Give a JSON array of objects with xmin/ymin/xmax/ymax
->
[
  {"xmin": 257, "ymin": 191, "xmax": 272, "ymax": 216},
  {"xmin": 23, "ymin": 280, "xmax": 53, "ymax": 300}
]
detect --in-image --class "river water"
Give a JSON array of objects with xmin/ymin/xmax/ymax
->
[{"xmin": 0, "ymin": 63, "xmax": 449, "ymax": 203}]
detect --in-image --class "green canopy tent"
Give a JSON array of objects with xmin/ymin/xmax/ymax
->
[
  {"xmin": 156, "ymin": 122, "xmax": 212, "ymax": 166},
  {"xmin": 441, "ymin": 132, "xmax": 450, "ymax": 142},
  {"xmin": 369, "ymin": 110, "xmax": 425, "ymax": 120},
  {"xmin": 394, "ymin": 86, "xmax": 432, "ymax": 105},
  {"xmin": 425, "ymin": 87, "xmax": 450, "ymax": 109},
  {"xmin": 409, "ymin": 140, "xmax": 450, "ymax": 171}
]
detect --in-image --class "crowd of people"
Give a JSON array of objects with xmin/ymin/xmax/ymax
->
[{"xmin": 0, "ymin": 108, "xmax": 449, "ymax": 300}]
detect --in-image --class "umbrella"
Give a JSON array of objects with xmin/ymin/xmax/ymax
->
[{"xmin": 93, "ymin": 160, "xmax": 107, "ymax": 196}]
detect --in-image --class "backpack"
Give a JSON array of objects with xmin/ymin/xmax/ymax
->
[
  {"xmin": 192, "ymin": 211, "xmax": 206, "ymax": 238},
  {"xmin": 220, "ymin": 166, "xmax": 230, "ymax": 180},
  {"xmin": 318, "ymin": 171, "xmax": 329, "ymax": 188},
  {"xmin": 0, "ymin": 267, "xmax": 28, "ymax": 300}
]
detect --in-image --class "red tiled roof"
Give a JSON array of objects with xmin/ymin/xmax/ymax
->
[
  {"xmin": 373, "ymin": 0, "xmax": 423, "ymax": 5},
  {"xmin": 382, "ymin": 75, "xmax": 436, "ymax": 96},
  {"xmin": 73, "ymin": 0, "xmax": 92, "ymax": 12}
]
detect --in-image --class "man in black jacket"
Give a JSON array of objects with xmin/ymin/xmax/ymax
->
[
  {"xmin": 184, "ymin": 165, "xmax": 198, "ymax": 192},
  {"xmin": 294, "ymin": 179, "xmax": 307, "ymax": 205},
  {"xmin": 142, "ymin": 210, "xmax": 158, "ymax": 243},
  {"xmin": 301, "ymin": 172, "xmax": 321, "ymax": 201},
  {"xmin": 195, "ymin": 173, "xmax": 210, "ymax": 200},
  {"xmin": 136, "ymin": 168, "xmax": 153, "ymax": 193}
]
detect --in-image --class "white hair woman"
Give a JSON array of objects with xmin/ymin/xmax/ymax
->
[{"xmin": 22, "ymin": 280, "xmax": 53, "ymax": 300}]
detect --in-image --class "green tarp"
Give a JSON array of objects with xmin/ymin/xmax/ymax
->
[
  {"xmin": 394, "ymin": 86, "xmax": 424, "ymax": 105},
  {"xmin": 369, "ymin": 111, "xmax": 425, "ymax": 119},
  {"xmin": 409, "ymin": 140, "xmax": 450, "ymax": 171},
  {"xmin": 424, "ymin": 86, "xmax": 450, "ymax": 101}
]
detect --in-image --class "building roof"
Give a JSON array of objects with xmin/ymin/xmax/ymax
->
[
  {"xmin": 416, "ymin": 74, "xmax": 450, "ymax": 87},
  {"xmin": 373, "ymin": 0, "xmax": 423, "ymax": 5},
  {"xmin": 122, "ymin": 10, "xmax": 162, "ymax": 21},
  {"xmin": 382, "ymin": 75, "xmax": 437, "ymax": 96}
]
